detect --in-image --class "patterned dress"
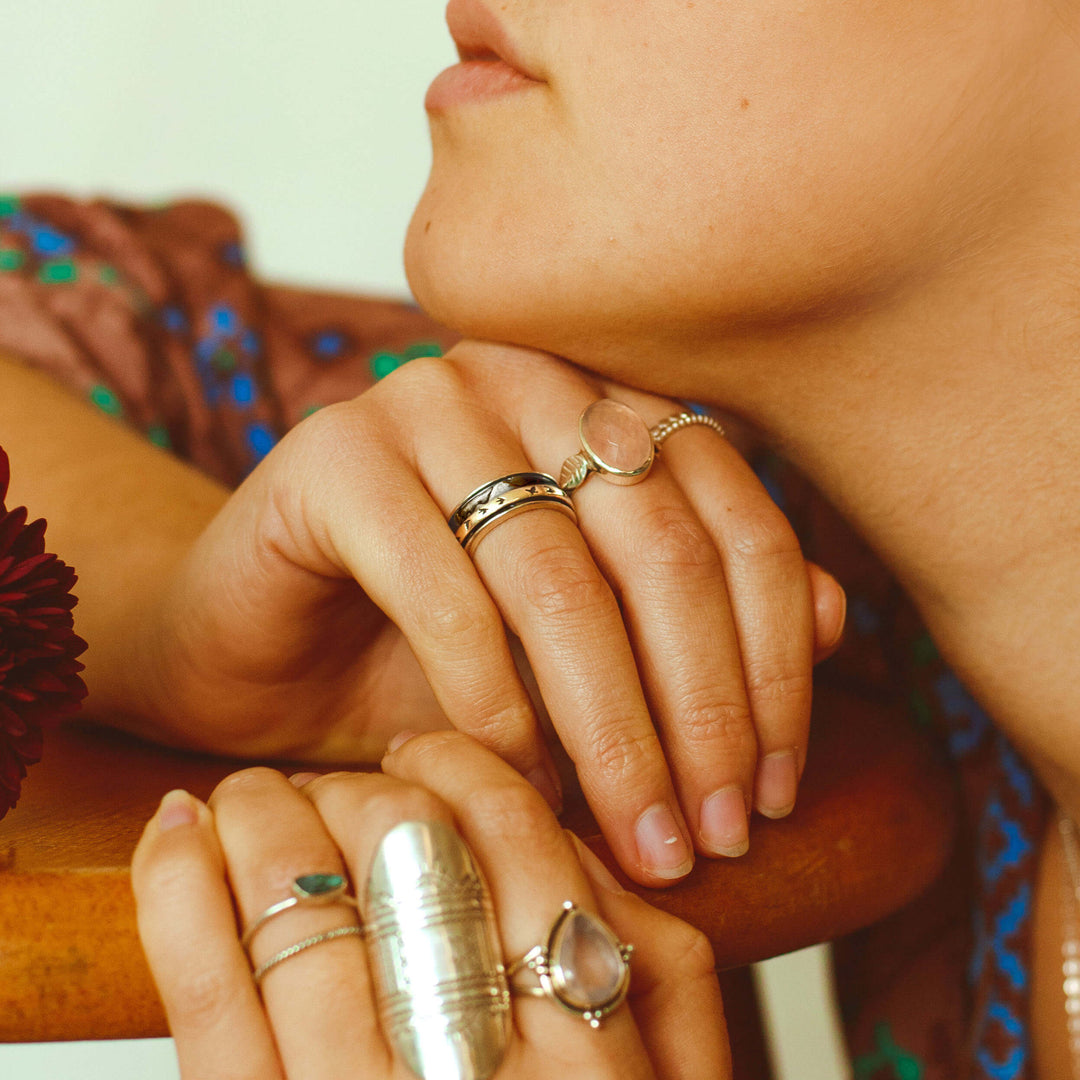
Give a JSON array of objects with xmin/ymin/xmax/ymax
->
[{"xmin": 0, "ymin": 192, "xmax": 1048, "ymax": 1080}]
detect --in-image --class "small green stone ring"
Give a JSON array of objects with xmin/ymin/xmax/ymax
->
[{"xmin": 241, "ymin": 873, "xmax": 360, "ymax": 951}]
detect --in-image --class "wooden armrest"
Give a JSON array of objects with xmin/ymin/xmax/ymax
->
[{"xmin": 0, "ymin": 687, "xmax": 955, "ymax": 1041}]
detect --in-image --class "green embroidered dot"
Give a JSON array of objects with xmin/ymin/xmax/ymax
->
[
  {"xmin": 0, "ymin": 249, "xmax": 24, "ymax": 271},
  {"xmin": 89, "ymin": 384, "xmax": 123, "ymax": 417},
  {"xmin": 370, "ymin": 350, "xmax": 403, "ymax": 380},
  {"xmin": 39, "ymin": 259, "xmax": 77, "ymax": 284},
  {"xmin": 403, "ymin": 341, "xmax": 444, "ymax": 361},
  {"xmin": 0, "ymin": 195, "xmax": 19, "ymax": 217},
  {"xmin": 853, "ymin": 1021, "xmax": 924, "ymax": 1080},
  {"xmin": 911, "ymin": 633, "xmax": 938, "ymax": 667},
  {"xmin": 98, "ymin": 265, "xmax": 120, "ymax": 285},
  {"xmin": 147, "ymin": 423, "xmax": 171, "ymax": 449},
  {"xmin": 212, "ymin": 347, "xmax": 237, "ymax": 372},
  {"xmin": 301, "ymin": 403, "xmax": 324, "ymax": 419}
]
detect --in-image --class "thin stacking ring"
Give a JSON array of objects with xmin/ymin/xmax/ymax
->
[
  {"xmin": 449, "ymin": 474, "xmax": 577, "ymax": 556},
  {"xmin": 252, "ymin": 925, "xmax": 365, "ymax": 984},
  {"xmin": 447, "ymin": 472, "xmax": 560, "ymax": 535},
  {"xmin": 241, "ymin": 873, "xmax": 359, "ymax": 951}
]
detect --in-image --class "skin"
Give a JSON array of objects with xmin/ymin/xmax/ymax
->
[
  {"xmin": 0, "ymin": 353, "xmax": 844, "ymax": 885},
  {"xmin": 131, "ymin": 733, "xmax": 731, "ymax": 1079},
  {"xmin": 405, "ymin": 0, "xmax": 1080, "ymax": 1070}
]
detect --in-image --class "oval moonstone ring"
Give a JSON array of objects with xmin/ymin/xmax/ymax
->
[
  {"xmin": 560, "ymin": 400, "xmax": 656, "ymax": 491},
  {"xmin": 507, "ymin": 901, "xmax": 633, "ymax": 1028}
]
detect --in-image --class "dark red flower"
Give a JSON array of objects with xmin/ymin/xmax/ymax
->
[{"xmin": 0, "ymin": 447, "xmax": 87, "ymax": 818}]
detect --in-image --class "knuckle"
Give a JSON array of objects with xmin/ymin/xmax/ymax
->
[
  {"xmin": 634, "ymin": 504, "xmax": 720, "ymax": 577},
  {"xmin": 465, "ymin": 781, "xmax": 560, "ymax": 853},
  {"xmin": 210, "ymin": 766, "xmax": 283, "ymax": 803},
  {"xmin": 585, "ymin": 721, "xmax": 663, "ymax": 785},
  {"xmin": 746, "ymin": 663, "xmax": 814, "ymax": 714},
  {"xmin": 458, "ymin": 697, "xmax": 537, "ymax": 758},
  {"xmin": 414, "ymin": 583, "xmax": 495, "ymax": 649},
  {"xmin": 290, "ymin": 399, "xmax": 367, "ymax": 467},
  {"xmin": 675, "ymin": 693, "xmax": 755, "ymax": 753},
  {"xmin": 381, "ymin": 354, "xmax": 466, "ymax": 404},
  {"xmin": 517, "ymin": 545, "xmax": 613, "ymax": 622},
  {"xmin": 666, "ymin": 920, "xmax": 718, "ymax": 976},
  {"xmin": 725, "ymin": 504, "xmax": 803, "ymax": 565},
  {"xmin": 165, "ymin": 965, "xmax": 243, "ymax": 1033},
  {"xmin": 359, "ymin": 783, "xmax": 449, "ymax": 831}
]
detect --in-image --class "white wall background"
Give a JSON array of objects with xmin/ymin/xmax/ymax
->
[
  {"xmin": 0, "ymin": 4, "xmax": 849, "ymax": 1077},
  {"xmin": 0, "ymin": 0, "xmax": 455, "ymax": 298}
]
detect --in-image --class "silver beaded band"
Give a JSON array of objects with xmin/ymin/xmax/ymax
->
[
  {"xmin": 253, "ymin": 924, "xmax": 366, "ymax": 985},
  {"xmin": 649, "ymin": 411, "xmax": 726, "ymax": 447}
]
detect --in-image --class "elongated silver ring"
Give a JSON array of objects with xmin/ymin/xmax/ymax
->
[
  {"xmin": 242, "ymin": 873, "xmax": 360, "ymax": 951},
  {"xmin": 507, "ymin": 901, "xmax": 633, "ymax": 1029},
  {"xmin": 560, "ymin": 402, "xmax": 725, "ymax": 493},
  {"xmin": 253, "ymin": 925, "xmax": 365, "ymax": 984},
  {"xmin": 450, "ymin": 476, "xmax": 577, "ymax": 556},
  {"xmin": 366, "ymin": 820, "xmax": 511, "ymax": 1080}
]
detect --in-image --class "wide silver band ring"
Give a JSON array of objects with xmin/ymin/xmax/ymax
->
[
  {"xmin": 241, "ymin": 873, "xmax": 360, "ymax": 951},
  {"xmin": 560, "ymin": 403, "xmax": 725, "ymax": 493},
  {"xmin": 450, "ymin": 475, "xmax": 577, "ymax": 556},
  {"xmin": 507, "ymin": 901, "xmax": 633, "ymax": 1029}
]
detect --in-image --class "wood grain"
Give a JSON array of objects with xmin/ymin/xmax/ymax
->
[{"xmin": 0, "ymin": 688, "xmax": 955, "ymax": 1042}]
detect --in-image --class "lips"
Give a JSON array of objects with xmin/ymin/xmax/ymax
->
[{"xmin": 444, "ymin": 0, "xmax": 543, "ymax": 83}]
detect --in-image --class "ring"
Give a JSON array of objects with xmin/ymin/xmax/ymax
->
[
  {"xmin": 448, "ymin": 472, "xmax": 561, "ymax": 534},
  {"xmin": 560, "ymin": 402, "xmax": 725, "ymax": 493},
  {"xmin": 449, "ymin": 473, "xmax": 577, "ymax": 556},
  {"xmin": 507, "ymin": 901, "xmax": 633, "ymax": 1028},
  {"xmin": 241, "ymin": 873, "xmax": 360, "ymax": 951},
  {"xmin": 366, "ymin": 820, "xmax": 510, "ymax": 1080},
  {"xmin": 252, "ymin": 925, "xmax": 365, "ymax": 984}
]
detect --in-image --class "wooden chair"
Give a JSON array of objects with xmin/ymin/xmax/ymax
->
[{"xmin": 0, "ymin": 687, "xmax": 956, "ymax": 1076}]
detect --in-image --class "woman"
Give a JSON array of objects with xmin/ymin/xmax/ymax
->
[{"xmin": 6, "ymin": 0, "xmax": 1079, "ymax": 1072}]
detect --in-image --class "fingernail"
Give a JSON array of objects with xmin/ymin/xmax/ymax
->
[
  {"xmin": 386, "ymin": 729, "xmax": 419, "ymax": 754},
  {"xmin": 700, "ymin": 786, "xmax": 749, "ymax": 857},
  {"xmin": 366, "ymin": 821, "xmax": 509, "ymax": 1079},
  {"xmin": 567, "ymin": 831, "xmax": 625, "ymax": 894},
  {"xmin": 288, "ymin": 771, "xmax": 321, "ymax": 788},
  {"xmin": 158, "ymin": 789, "xmax": 197, "ymax": 832},
  {"xmin": 635, "ymin": 803, "xmax": 694, "ymax": 880},
  {"xmin": 526, "ymin": 765, "xmax": 563, "ymax": 815},
  {"xmin": 754, "ymin": 751, "xmax": 799, "ymax": 819}
]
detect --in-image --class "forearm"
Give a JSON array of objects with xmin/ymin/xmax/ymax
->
[{"xmin": 0, "ymin": 354, "xmax": 229, "ymax": 719}]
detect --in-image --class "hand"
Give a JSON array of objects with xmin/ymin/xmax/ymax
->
[
  {"xmin": 125, "ymin": 341, "xmax": 844, "ymax": 884},
  {"xmin": 132, "ymin": 732, "xmax": 732, "ymax": 1080}
]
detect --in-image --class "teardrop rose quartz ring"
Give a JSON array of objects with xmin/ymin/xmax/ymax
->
[
  {"xmin": 507, "ymin": 901, "xmax": 633, "ymax": 1028},
  {"xmin": 560, "ymin": 400, "xmax": 726, "ymax": 493}
]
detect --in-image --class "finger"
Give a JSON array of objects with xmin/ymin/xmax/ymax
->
[
  {"xmin": 376, "ymin": 731, "xmax": 655, "ymax": 1073},
  {"xmin": 808, "ymin": 561, "xmax": 847, "ymax": 663},
  {"xmin": 377, "ymin": 359, "xmax": 693, "ymax": 885},
  {"xmin": 561, "ymin": 457, "xmax": 758, "ymax": 859},
  {"xmin": 207, "ymin": 768, "xmax": 390, "ymax": 1079},
  {"xmin": 632, "ymin": 407, "xmax": 816, "ymax": 820},
  {"xmin": 283, "ymin": 394, "xmax": 561, "ymax": 808},
  {"xmin": 566, "ymin": 833, "xmax": 732, "ymax": 1080},
  {"xmin": 132, "ymin": 790, "xmax": 283, "ymax": 1080}
]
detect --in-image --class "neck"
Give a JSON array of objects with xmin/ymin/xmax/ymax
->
[{"xmin": 655, "ymin": 213, "xmax": 1080, "ymax": 807}]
